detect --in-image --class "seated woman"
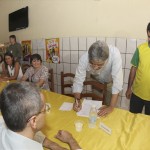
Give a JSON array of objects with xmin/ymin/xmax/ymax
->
[
  {"xmin": 0, "ymin": 52, "xmax": 23, "ymax": 81},
  {"xmin": 21, "ymin": 54, "xmax": 50, "ymax": 90}
]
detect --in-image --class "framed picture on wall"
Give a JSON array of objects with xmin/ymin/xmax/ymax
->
[
  {"xmin": 45, "ymin": 38, "xmax": 60, "ymax": 63},
  {"xmin": 21, "ymin": 40, "xmax": 32, "ymax": 62}
]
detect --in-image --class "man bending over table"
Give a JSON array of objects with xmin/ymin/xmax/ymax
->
[{"xmin": 0, "ymin": 82, "xmax": 81, "ymax": 150}]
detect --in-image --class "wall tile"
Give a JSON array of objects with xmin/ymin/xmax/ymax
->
[
  {"xmin": 71, "ymin": 51, "xmax": 78, "ymax": 63},
  {"xmin": 121, "ymin": 54, "xmax": 125, "ymax": 68},
  {"xmin": 59, "ymin": 38, "xmax": 63, "ymax": 50},
  {"xmin": 79, "ymin": 37, "xmax": 86, "ymax": 50},
  {"xmin": 57, "ymin": 74, "xmax": 61, "ymax": 86},
  {"xmin": 124, "ymin": 69, "xmax": 130, "ymax": 83},
  {"xmin": 59, "ymin": 50, "xmax": 63, "ymax": 62},
  {"xmin": 63, "ymin": 63, "xmax": 71, "ymax": 73},
  {"xmin": 32, "ymin": 49, "xmax": 38, "ymax": 54},
  {"xmin": 87, "ymin": 37, "xmax": 96, "ymax": 50},
  {"xmin": 63, "ymin": 37, "xmax": 70, "ymax": 50},
  {"xmin": 127, "ymin": 39, "xmax": 136, "ymax": 54},
  {"xmin": 50, "ymin": 63, "xmax": 57, "ymax": 74},
  {"xmin": 116, "ymin": 38, "xmax": 126, "ymax": 53},
  {"xmin": 106, "ymin": 37, "xmax": 116, "ymax": 46},
  {"xmin": 37, "ymin": 49, "xmax": 44, "ymax": 60},
  {"xmin": 122, "ymin": 83, "xmax": 128, "ymax": 97},
  {"xmin": 70, "ymin": 37, "xmax": 78, "ymax": 50},
  {"xmin": 125, "ymin": 54, "xmax": 133, "ymax": 69},
  {"xmin": 57, "ymin": 63, "xmax": 64, "ymax": 74},
  {"xmin": 32, "ymin": 39, "xmax": 38, "ymax": 50},
  {"xmin": 63, "ymin": 51, "xmax": 70, "ymax": 63}
]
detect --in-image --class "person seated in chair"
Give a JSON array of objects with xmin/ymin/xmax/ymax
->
[
  {"xmin": 0, "ymin": 82, "xmax": 82, "ymax": 150},
  {"xmin": 0, "ymin": 52, "xmax": 23, "ymax": 81},
  {"xmin": 21, "ymin": 54, "xmax": 50, "ymax": 90}
]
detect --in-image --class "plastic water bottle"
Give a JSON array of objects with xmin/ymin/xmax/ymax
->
[{"xmin": 89, "ymin": 105, "xmax": 97, "ymax": 128}]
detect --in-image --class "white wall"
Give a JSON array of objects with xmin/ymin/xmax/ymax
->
[{"xmin": 0, "ymin": 0, "xmax": 149, "ymax": 42}]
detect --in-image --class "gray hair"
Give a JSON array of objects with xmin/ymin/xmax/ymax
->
[
  {"xmin": 0, "ymin": 82, "xmax": 43, "ymax": 132},
  {"xmin": 88, "ymin": 41, "xmax": 109, "ymax": 62}
]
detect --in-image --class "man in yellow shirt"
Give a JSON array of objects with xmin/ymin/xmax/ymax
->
[{"xmin": 126, "ymin": 22, "xmax": 150, "ymax": 115}]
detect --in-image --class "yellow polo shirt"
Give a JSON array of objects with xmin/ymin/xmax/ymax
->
[{"xmin": 131, "ymin": 42, "xmax": 150, "ymax": 101}]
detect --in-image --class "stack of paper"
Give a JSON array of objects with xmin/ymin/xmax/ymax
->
[
  {"xmin": 77, "ymin": 99, "xmax": 102, "ymax": 117},
  {"xmin": 59, "ymin": 102, "xmax": 73, "ymax": 111}
]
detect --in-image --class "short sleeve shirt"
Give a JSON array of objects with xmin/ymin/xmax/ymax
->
[
  {"xmin": 131, "ymin": 42, "xmax": 150, "ymax": 100},
  {"xmin": 24, "ymin": 65, "xmax": 50, "ymax": 90},
  {"xmin": 6, "ymin": 43, "xmax": 22, "ymax": 62}
]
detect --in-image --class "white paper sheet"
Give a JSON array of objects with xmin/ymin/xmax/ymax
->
[
  {"xmin": 77, "ymin": 99, "xmax": 102, "ymax": 117},
  {"xmin": 59, "ymin": 102, "xmax": 73, "ymax": 111}
]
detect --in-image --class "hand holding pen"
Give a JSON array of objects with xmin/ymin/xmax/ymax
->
[{"xmin": 73, "ymin": 98, "xmax": 82, "ymax": 112}]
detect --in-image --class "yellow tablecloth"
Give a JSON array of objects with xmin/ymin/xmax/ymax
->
[
  {"xmin": 42, "ymin": 90, "xmax": 150, "ymax": 150},
  {"xmin": 0, "ymin": 82, "xmax": 150, "ymax": 150}
]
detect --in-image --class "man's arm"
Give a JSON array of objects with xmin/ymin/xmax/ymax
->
[
  {"xmin": 126, "ymin": 66, "xmax": 137, "ymax": 99},
  {"xmin": 73, "ymin": 52, "xmax": 88, "ymax": 95},
  {"xmin": 98, "ymin": 93, "xmax": 118, "ymax": 117},
  {"xmin": 34, "ymin": 131, "xmax": 67, "ymax": 150},
  {"xmin": 43, "ymin": 137, "xmax": 68, "ymax": 150},
  {"xmin": 72, "ymin": 52, "xmax": 88, "ymax": 112},
  {"xmin": 55, "ymin": 130, "xmax": 81, "ymax": 150},
  {"xmin": 98, "ymin": 47, "xmax": 123, "ymax": 117}
]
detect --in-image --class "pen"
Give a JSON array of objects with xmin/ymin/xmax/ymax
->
[{"xmin": 75, "ymin": 98, "xmax": 79, "ymax": 107}]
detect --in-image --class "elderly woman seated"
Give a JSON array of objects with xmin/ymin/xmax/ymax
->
[
  {"xmin": 0, "ymin": 52, "xmax": 23, "ymax": 81},
  {"xmin": 21, "ymin": 54, "xmax": 50, "ymax": 90}
]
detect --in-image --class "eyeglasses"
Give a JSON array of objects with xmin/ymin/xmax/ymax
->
[{"xmin": 27, "ymin": 103, "xmax": 51, "ymax": 122}]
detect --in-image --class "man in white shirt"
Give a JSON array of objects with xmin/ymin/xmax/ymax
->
[
  {"xmin": 73, "ymin": 41, "xmax": 123, "ymax": 116},
  {"xmin": 0, "ymin": 82, "xmax": 81, "ymax": 150}
]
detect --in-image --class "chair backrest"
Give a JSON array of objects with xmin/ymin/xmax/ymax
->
[
  {"xmin": 22, "ymin": 64, "xmax": 30, "ymax": 74},
  {"xmin": 61, "ymin": 71, "xmax": 75, "ymax": 97},
  {"xmin": 48, "ymin": 69, "xmax": 54, "ymax": 92},
  {"xmin": 61, "ymin": 72, "xmax": 107, "ymax": 103},
  {"xmin": 82, "ymin": 80, "xmax": 107, "ymax": 105}
]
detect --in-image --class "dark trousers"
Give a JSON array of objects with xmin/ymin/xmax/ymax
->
[{"xmin": 130, "ymin": 93, "xmax": 150, "ymax": 115}]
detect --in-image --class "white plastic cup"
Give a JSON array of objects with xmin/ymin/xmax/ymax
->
[{"xmin": 74, "ymin": 120, "xmax": 83, "ymax": 132}]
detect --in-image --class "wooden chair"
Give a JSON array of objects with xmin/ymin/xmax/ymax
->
[
  {"xmin": 61, "ymin": 71, "xmax": 75, "ymax": 97},
  {"xmin": 61, "ymin": 72, "xmax": 107, "ymax": 104},
  {"xmin": 48, "ymin": 69, "xmax": 54, "ymax": 92},
  {"xmin": 22, "ymin": 64, "xmax": 30, "ymax": 74},
  {"xmin": 82, "ymin": 80, "xmax": 107, "ymax": 105}
]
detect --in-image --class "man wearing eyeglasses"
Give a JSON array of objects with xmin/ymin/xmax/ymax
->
[
  {"xmin": 0, "ymin": 82, "xmax": 81, "ymax": 150},
  {"xmin": 73, "ymin": 41, "xmax": 123, "ymax": 117}
]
